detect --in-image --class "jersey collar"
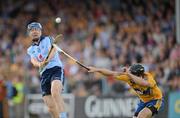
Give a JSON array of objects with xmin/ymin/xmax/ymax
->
[{"xmin": 31, "ymin": 36, "xmax": 45, "ymax": 46}]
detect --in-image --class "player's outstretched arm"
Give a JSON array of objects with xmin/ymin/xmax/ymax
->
[
  {"xmin": 127, "ymin": 71, "xmax": 151, "ymax": 87},
  {"xmin": 88, "ymin": 66, "xmax": 125, "ymax": 76}
]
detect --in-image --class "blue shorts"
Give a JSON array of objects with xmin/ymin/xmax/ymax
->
[
  {"xmin": 40, "ymin": 66, "xmax": 65, "ymax": 96},
  {"xmin": 134, "ymin": 98, "xmax": 164, "ymax": 117}
]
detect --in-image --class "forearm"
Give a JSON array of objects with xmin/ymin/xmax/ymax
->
[
  {"xmin": 127, "ymin": 73, "xmax": 150, "ymax": 86},
  {"xmin": 96, "ymin": 68, "xmax": 123, "ymax": 76}
]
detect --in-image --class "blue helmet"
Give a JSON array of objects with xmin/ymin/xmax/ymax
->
[{"xmin": 27, "ymin": 22, "xmax": 42, "ymax": 31}]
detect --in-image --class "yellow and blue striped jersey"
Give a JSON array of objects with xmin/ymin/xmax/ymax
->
[{"xmin": 115, "ymin": 72, "xmax": 162, "ymax": 102}]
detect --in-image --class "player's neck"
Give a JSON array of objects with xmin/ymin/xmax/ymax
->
[
  {"xmin": 32, "ymin": 38, "xmax": 40, "ymax": 45},
  {"xmin": 32, "ymin": 37, "xmax": 39, "ymax": 41}
]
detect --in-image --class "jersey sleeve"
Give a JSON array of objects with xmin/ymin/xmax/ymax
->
[
  {"xmin": 27, "ymin": 47, "xmax": 36, "ymax": 59},
  {"xmin": 115, "ymin": 74, "xmax": 129, "ymax": 82},
  {"xmin": 47, "ymin": 36, "xmax": 53, "ymax": 50},
  {"xmin": 145, "ymin": 73, "xmax": 156, "ymax": 88}
]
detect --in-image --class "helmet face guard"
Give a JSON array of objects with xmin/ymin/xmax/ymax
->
[
  {"xmin": 27, "ymin": 22, "xmax": 42, "ymax": 32},
  {"xmin": 129, "ymin": 64, "xmax": 145, "ymax": 76}
]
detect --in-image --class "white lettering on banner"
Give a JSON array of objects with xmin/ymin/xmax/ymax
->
[
  {"xmin": 26, "ymin": 94, "xmax": 75, "ymax": 118},
  {"xmin": 85, "ymin": 95, "xmax": 139, "ymax": 117},
  {"xmin": 29, "ymin": 102, "xmax": 48, "ymax": 114},
  {"xmin": 85, "ymin": 96, "xmax": 97, "ymax": 117}
]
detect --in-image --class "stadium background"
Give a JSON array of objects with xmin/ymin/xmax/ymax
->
[{"xmin": 0, "ymin": 0, "xmax": 179, "ymax": 118}]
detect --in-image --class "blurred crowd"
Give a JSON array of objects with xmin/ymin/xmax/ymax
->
[{"xmin": 0, "ymin": 0, "xmax": 180, "ymax": 117}]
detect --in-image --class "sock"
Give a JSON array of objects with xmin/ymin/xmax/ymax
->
[{"xmin": 59, "ymin": 112, "xmax": 67, "ymax": 118}]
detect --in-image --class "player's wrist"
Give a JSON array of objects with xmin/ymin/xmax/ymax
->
[
  {"xmin": 38, "ymin": 62, "xmax": 42, "ymax": 67},
  {"xmin": 39, "ymin": 62, "xmax": 44, "ymax": 67},
  {"xmin": 127, "ymin": 72, "xmax": 133, "ymax": 79}
]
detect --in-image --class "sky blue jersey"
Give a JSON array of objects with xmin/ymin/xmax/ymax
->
[{"xmin": 27, "ymin": 36, "xmax": 63, "ymax": 74}]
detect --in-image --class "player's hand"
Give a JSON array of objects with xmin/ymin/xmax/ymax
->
[
  {"xmin": 88, "ymin": 66, "xmax": 98, "ymax": 73},
  {"xmin": 126, "ymin": 67, "xmax": 132, "ymax": 75},
  {"xmin": 39, "ymin": 60, "xmax": 48, "ymax": 68},
  {"xmin": 121, "ymin": 67, "xmax": 128, "ymax": 72}
]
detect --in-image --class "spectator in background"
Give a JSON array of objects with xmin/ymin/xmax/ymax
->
[
  {"xmin": 0, "ymin": 75, "xmax": 8, "ymax": 118},
  {"xmin": 11, "ymin": 75, "xmax": 24, "ymax": 118}
]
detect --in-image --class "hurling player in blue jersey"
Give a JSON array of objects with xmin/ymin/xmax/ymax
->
[{"xmin": 27, "ymin": 22, "xmax": 67, "ymax": 118}]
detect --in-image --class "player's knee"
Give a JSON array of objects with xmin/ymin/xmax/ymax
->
[
  {"xmin": 138, "ymin": 114, "xmax": 151, "ymax": 118},
  {"xmin": 51, "ymin": 88, "xmax": 61, "ymax": 99},
  {"xmin": 48, "ymin": 107, "xmax": 53, "ymax": 113},
  {"xmin": 138, "ymin": 112, "xmax": 150, "ymax": 118},
  {"xmin": 51, "ymin": 90, "xmax": 60, "ymax": 98},
  {"xmin": 137, "ymin": 114, "xmax": 145, "ymax": 118},
  {"xmin": 138, "ymin": 107, "xmax": 153, "ymax": 118},
  {"xmin": 47, "ymin": 104, "xmax": 56, "ymax": 113}
]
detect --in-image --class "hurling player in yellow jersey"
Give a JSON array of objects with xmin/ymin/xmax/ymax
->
[{"xmin": 88, "ymin": 64, "xmax": 164, "ymax": 118}]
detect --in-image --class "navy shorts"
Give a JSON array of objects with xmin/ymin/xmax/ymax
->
[
  {"xmin": 40, "ymin": 66, "xmax": 65, "ymax": 96},
  {"xmin": 134, "ymin": 98, "xmax": 164, "ymax": 117}
]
